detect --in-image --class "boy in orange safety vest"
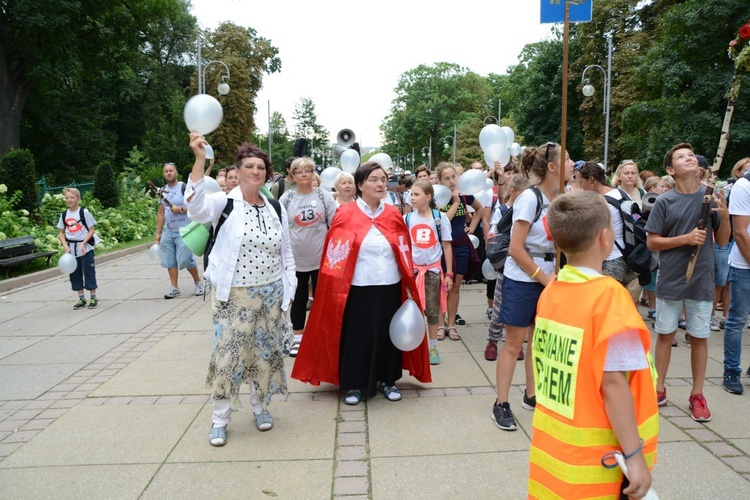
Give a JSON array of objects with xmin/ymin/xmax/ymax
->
[{"xmin": 529, "ymin": 191, "xmax": 658, "ymax": 499}]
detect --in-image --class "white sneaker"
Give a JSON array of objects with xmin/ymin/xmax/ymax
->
[
  {"xmin": 710, "ymin": 317, "xmax": 720, "ymax": 332},
  {"xmin": 194, "ymin": 281, "xmax": 204, "ymax": 296},
  {"xmin": 164, "ymin": 286, "xmax": 180, "ymax": 299}
]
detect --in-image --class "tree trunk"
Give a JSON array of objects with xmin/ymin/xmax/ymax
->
[{"xmin": 0, "ymin": 34, "xmax": 30, "ymax": 156}]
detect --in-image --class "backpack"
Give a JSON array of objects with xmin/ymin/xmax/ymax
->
[
  {"xmin": 405, "ymin": 209, "xmax": 443, "ymax": 245},
  {"xmin": 605, "ymin": 189, "xmax": 654, "ymax": 279},
  {"xmin": 203, "ymin": 198, "xmax": 282, "ymax": 269},
  {"xmin": 62, "ymin": 207, "xmax": 97, "ymax": 246},
  {"xmin": 486, "ymin": 186, "xmax": 545, "ymax": 272}
]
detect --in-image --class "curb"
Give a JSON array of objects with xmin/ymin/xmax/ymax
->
[{"xmin": 0, "ymin": 243, "xmax": 151, "ymax": 294}]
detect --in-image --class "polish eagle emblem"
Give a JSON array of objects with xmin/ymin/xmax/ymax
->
[{"xmin": 326, "ymin": 237, "xmax": 351, "ymax": 270}]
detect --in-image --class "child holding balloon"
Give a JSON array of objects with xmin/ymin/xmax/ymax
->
[
  {"xmin": 57, "ymin": 187, "xmax": 99, "ymax": 310},
  {"xmin": 405, "ymin": 181, "xmax": 453, "ymax": 365}
]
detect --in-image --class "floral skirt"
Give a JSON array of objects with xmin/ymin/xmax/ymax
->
[{"xmin": 206, "ymin": 280, "xmax": 290, "ymax": 411}]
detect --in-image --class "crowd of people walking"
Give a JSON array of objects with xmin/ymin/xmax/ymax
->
[{"xmin": 144, "ymin": 131, "xmax": 749, "ymax": 498}]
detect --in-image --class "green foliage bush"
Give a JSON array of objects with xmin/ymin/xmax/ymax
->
[
  {"xmin": 93, "ymin": 161, "xmax": 120, "ymax": 208},
  {"xmin": 0, "ymin": 148, "xmax": 39, "ymax": 216},
  {"xmin": 0, "ymin": 174, "xmax": 156, "ymax": 272}
]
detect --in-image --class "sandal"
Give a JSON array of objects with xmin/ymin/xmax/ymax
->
[
  {"xmin": 344, "ymin": 389, "xmax": 362, "ymax": 406},
  {"xmin": 380, "ymin": 382, "xmax": 402, "ymax": 401},
  {"xmin": 289, "ymin": 342, "xmax": 300, "ymax": 357},
  {"xmin": 447, "ymin": 326, "xmax": 461, "ymax": 341},
  {"xmin": 209, "ymin": 425, "xmax": 227, "ymax": 446},
  {"xmin": 254, "ymin": 410, "xmax": 273, "ymax": 431},
  {"xmin": 436, "ymin": 326, "xmax": 446, "ymax": 341}
]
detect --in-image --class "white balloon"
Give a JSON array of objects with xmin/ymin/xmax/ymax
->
[
  {"xmin": 479, "ymin": 125, "xmax": 507, "ymax": 152},
  {"xmin": 340, "ymin": 149, "xmax": 360, "ymax": 174},
  {"xmin": 501, "ymin": 126, "xmax": 515, "ymax": 145},
  {"xmin": 204, "ymin": 176, "xmax": 221, "ymax": 195},
  {"xmin": 433, "ymin": 184, "xmax": 452, "ymax": 207},
  {"xmin": 58, "ymin": 253, "xmax": 77, "ymax": 274},
  {"xmin": 509, "ymin": 142, "xmax": 522, "ymax": 156},
  {"xmin": 457, "ymin": 169, "xmax": 486, "ymax": 195},
  {"xmin": 183, "ymin": 94, "xmax": 223, "ymax": 135},
  {"xmin": 485, "ymin": 178, "xmax": 494, "ymax": 190},
  {"xmin": 482, "ymin": 259, "xmax": 498, "ymax": 280},
  {"xmin": 204, "ymin": 144, "xmax": 214, "ymax": 160},
  {"xmin": 389, "ymin": 298, "xmax": 426, "ymax": 352},
  {"xmin": 369, "ymin": 152, "xmax": 393, "ymax": 170},
  {"xmin": 320, "ymin": 167, "xmax": 341, "ymax": 189},
  {"xmin": 148, "ymin": 244, "xmax": 162, "ymax": 263},
  {"xmin": 473, "ymin": 189, "xmax": 490, "ymax": 208},
  {"xmin": 498, "ymin": 148, "xmax": 511, "ymax": 168},
  {"xmin": 469, "ymin": 234, "xmax": 480, "ymax": 249}
]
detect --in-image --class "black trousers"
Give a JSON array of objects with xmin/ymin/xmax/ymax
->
[
  {"xmin": 291, "ymin": 269, "xmax": 318, "ymax": 330},
  {"xmin": 339, "ymin": 283, "xmax": 402, "ymax": 397}
]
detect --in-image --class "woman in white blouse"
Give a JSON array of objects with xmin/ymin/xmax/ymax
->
[{"xmin": 186, "ymin": 132, "xmax": 297, "ymax": 447}]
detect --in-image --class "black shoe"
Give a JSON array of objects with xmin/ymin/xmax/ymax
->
[
  {"xmin": 491, "ymin": 401, "xmax": 517, "ymax": 431},
  {"xmin": 723, "ymin": 372, "xmax": 744, "ymax": 395},
  {"xmin": 522, "ymin": 390, "xmax": 537, "ymax": 410},
  {"xmin": 455, "ymin": 314, "xmax": 466, "ymax": 326}
]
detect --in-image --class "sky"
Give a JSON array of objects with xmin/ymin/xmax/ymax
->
[{"xmin": 190, "ymin": 0, "xmax": 557, "ymax": 149}]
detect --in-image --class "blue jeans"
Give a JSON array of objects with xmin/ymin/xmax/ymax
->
[{"xmin": 723, "ymin": 266, "xmax": 750, "ymax": 374}]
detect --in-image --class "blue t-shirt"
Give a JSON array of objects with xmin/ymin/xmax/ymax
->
[{"xmin": 440, "ymin": 195, "xmax": 475, "ymax": 240}]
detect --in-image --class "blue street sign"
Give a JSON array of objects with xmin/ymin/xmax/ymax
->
[{"xmin": 540, "ymin": 0, "xmax": 593, "ymax": 24}]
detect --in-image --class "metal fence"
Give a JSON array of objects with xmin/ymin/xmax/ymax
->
[{"xmin": 36, "ymin": 177, "xmax": 94, "ymax": 203}]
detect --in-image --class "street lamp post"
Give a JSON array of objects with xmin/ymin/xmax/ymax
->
[
  {"xmin": 196, "ymin": 33, "xmax": 230, "ymax": 95},
  {"xmin": 442, "ymin": 124, "xmax": 457, "ymax": 163},
  {"xmin": 581, "ymin": 34, "xmax": 612, "ymax": 170},
  {"xmin": 421, "ymin": 147, "xmax": 430, "ymax": 169}
]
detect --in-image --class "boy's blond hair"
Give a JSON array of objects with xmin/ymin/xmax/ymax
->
[
  {"xmin": 62, "ymin": 187, "xmax": 81, "ymax": 199},
  {"xmin": 547, "ymin": 191, "xmax": 611, "ymax": 255}
]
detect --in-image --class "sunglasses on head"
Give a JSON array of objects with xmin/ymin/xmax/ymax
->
[{"xmin": 544, "ymin": 142, "xmax": 557, "ymax": 162}]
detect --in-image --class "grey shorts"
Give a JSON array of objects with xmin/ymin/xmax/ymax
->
[{"xmin": 420, "ymin": 271, "xmax": 441, "ymax": 325}]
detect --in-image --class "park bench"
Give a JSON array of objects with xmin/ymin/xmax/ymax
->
[{"xmin": 0, "ymin": 236, "xmax": 57, "ymax": 278}]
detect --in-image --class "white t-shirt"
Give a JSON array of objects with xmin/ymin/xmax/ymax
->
[
  {"xmin": 729, "ymin": 176, "xmax": 750, "ymax": 269},
  {"xmin": 405, "ymin": 210, "xmax": 452, "ymax": 270},
  {"xmin": 603, "ymin": 188, "xmax": 625, "ymax": 261},
  {"xmin": 279, "ymin": 188, "xmax": 337, "ymax": 272},
  {"xmin": 57, "ymin": 208, "xmax": 97, "ymax": 258},
  {"xmin": 503, "ymin": 188, "xmax": 555, "ymax": 282}
]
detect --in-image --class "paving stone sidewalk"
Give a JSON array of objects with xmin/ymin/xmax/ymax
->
[{"xmin": 0, "ymin": 250, "xmax": 749, "ymax": 498}]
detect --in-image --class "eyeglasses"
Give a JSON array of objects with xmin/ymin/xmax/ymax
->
[
  {"xmin": 544, "ymin": 142, "xmax": 556, "ymax": 162},
  {"xmin": 295, "ymin": 170, "xmax": 314, "ymax": 175},
  {"xmin": 618, "ymin": 159, "xmax": 636, "ymax": 167}
]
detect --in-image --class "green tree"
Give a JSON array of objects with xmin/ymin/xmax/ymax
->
[
  {"xmin": 292, "ymin": 97, "xmax": 330, "ymax": 155},
  {"xmin": 93, "ymin": 161, "xmax": 119, "ymax": 208},
  {"xmin": 0, "ymin": 148, "xmax": 39, "ymax": 215},
  {"xmin": 3, "ymin": 0, "xmax": 191, "ymax": 181},
  {"xmin": 381, "ymin": 62, "xmax": 493, "ymax": 167},
  {"xmin": 619, "ymin": 0, "xmax": 750, "ymax": 174},
  {"xmin": 505, "ymin": 35, "xmax": 584, "ymax": 161},
  {"xmin": 196, "ymin": 22, "xmax": 281, "ymax": 161}
]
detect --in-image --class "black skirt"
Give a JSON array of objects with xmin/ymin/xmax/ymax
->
[{"xmin": 339, "ymin": 282, "xmax": 402, "ymax": 397}]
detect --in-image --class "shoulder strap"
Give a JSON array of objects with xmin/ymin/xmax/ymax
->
[
  {"xmin": 181, "ymin": 182, "xmax": 186, "ymax": 195},
  {"xmin": 79, "ymin": 207, "xmax": 89, "ymax": 231},
  {"xmin": 405, "ymin": 212, "xmax": 413, "ymax": 227},
  {"xmin": 432, "ymin": 208, "xmax": 442, "ymax": 244},
  {"xmin": 529, "ymin": 186, "xmax": 544, "ymax": 223},
  {"xmin": 278, "ymin": 178, "xmax": 285, "ymax": 197},
  {"xmin": 267, "ymin": 197, "xmax": 282, "ymax": 220}
]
